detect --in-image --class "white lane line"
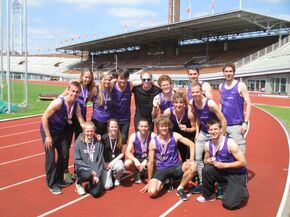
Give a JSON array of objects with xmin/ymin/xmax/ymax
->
[
  {"xmin": 36, "ymin": 173, "xmax": 134, "ymax": 217},
  {"xmin": 255, "ymin": 106, "xmax": 290, "ymax": 217},
  {"xmin": 0, "ymin": 139, "xmax": 41, "ymax": 150},
  {"xmin": 0, "ymin": 121, "xmax": 40, "ymax": 130},
  {"xmin": 37, "ymin": 195, "xmax": 90, "ymax": 217},
  {"xmin": 0, "ymin": 165, "xmax": 74, "ymax": 191},
  {"xmin": 159, "ymin": 194, "xmax": 191, "ymax": 217},
  {"xmin": 0, "ymin": 152, "xmax": 44, "ymax": 166},
  {"xmin": 0, "ymin": 174, "xmax": 46, "ymax": 191},
  {"xmin": 0, "ymin": 129, "xmax": 39, "ymax": 138}
]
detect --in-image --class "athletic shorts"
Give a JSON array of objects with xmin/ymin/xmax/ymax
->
[{"xmin": 152, "ymin": 165, "xmax": 183, "ymax": 182}]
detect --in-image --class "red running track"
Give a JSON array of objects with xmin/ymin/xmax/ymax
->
[{"xmin": 0, "ymin": 95, "xmax": 289, "ymax": 217}]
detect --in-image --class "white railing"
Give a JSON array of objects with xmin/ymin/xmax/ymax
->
[{"xmin": 235, "ymin": 35, "xmax": 290, "ymax": 68}]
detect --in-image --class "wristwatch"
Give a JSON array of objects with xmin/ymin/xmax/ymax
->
[{"xmin": 243, "ymin": 121, "xmax": 248, "ymax": 125}]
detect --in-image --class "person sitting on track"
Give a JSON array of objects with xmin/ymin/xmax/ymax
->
[
  {"xmin": 196, "ymin": 118, "xmax": 248, "ymax": 209},
  {"xmin": 124, "ymin": 119, "xmax": 156, "ymax": 184},
  {"xmin": 140, "ymin": 115, "xmax": 197, "ymax": 201},
  {"xmin": 101, "ymin": 119, "xmax": 125, "ymax": 189},
  {"xmin": 74, "ymin": 121, "xmax": 104, "ymax": 197},
  {"xmin": 40, "ymin": 81, "xmax": 85, "ymax": 195}
]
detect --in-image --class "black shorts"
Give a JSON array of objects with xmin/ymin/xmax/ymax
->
[
  {"xmin": 118, "ymin": 120, "xmax": 130, "ymax": 144},
  {"xmin": 152, "ymin": 165, "xmax": 183, "ymax": 182}
]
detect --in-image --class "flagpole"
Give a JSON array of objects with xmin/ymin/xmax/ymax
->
[
  {"xmin": 6, "ymin": 0, "xmax": 11, "ymax": 113},
  {"xmin": 0, "ymin": 0, "xmax": 4, "ymax": 100},
  {"xmin": 240, "ymin": 0, "xmax": 242, "ymax": 10},
  {"xmin": 211, "ymin": 0, "xmax": 214, "ymax": 15},
  {"xmin": 24, "ymin": 0, "xmax": 28, "ymax": 107}
]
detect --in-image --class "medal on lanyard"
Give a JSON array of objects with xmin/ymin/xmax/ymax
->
[
  {"xmin": 175, "ymin": 109, "xmax": 184, "ymax": 130},
  {"xmin": 109, "ymin": 137, "xmax": 117, "ymax": 159},
  {"xmin": 159, "ymin": 136, "xmax": 170, "ymax": 161},
  {"xmin": 212, "ymin": 142, "xmax": 221, "ymax": 161},
  {"xmin": 103, "ymin": 92, "xmax": 109, "ymax": 111},
  {"xmin": 64, "ymin": 97, "xmax": 74, "ymax": 125},
  {"xmin": 140, "ymin": 132, "xmax": 149, "ymax": 159},
  {"xmin": 86, "ymin": 140, "xmax": 95, "ymax": 162},
  {"xmin": 81, "ymin": 85, "xmax": 88, "ymax": 107}
]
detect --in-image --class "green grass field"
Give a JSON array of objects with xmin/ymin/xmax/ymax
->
[
  {"xmin": 0, "ymin": 82, "xmax": 65, "ymax": 120},
  {"xmin": 256, "ymin": 105, "xmax": 290, "ymax": 130}
]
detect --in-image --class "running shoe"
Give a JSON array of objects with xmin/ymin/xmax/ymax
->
[
  {"xmin": 49, "ymin": 186, "xmax": 62, "ymax": 195},
  {"xmin": 134, "ymin": 172, "xmax": 142, "ymax": 184},
  {"xmin": 176, "ymin": 188, "xmax": 188, "ymax": 201},
  {"xmin": 75, "ymin": 183, "xmax": 85, "ymax": 196},
  {"xmin": 191, "ymin": 184, "xmax": 202, "ymax": 194},
  {"xmin": 196, "ymin": 195, "xmax": 216, "ymax": 203},
  {"xmin": 114, "ymin": 179, "xmax": 121, "ymax": 187}
]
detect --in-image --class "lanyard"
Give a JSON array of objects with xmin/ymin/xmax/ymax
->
[
  {"xmin": 86, "ymin": 140, "xmax": 95, "ymax": 162},
  {"xmin": 159, "ymin": 135, "xmax": 170, "ymax": 157},
  {"xmin": 81, "ymin": 85, "xmax": 88, "ymax": 105},
  {"xmin": 109, "ymin": 136, "xmax": 117, "ymax": 154},
  {"xmin": 174, "ymin": 109, "xmax": 184, "ymax": 125},
  {"xmin": 139, "ymin": 132, "xmax": 149, "ymax": 153},
  {"xmin": 64, "ymin": 97, "xmax": 74, "ymax": 121}
]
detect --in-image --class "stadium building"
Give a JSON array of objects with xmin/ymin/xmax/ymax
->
[{"xmin": 2, "ymin": 9, "xmax": 290, "ymax": 95}]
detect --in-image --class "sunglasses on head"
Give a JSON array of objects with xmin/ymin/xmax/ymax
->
[{"xmin": 142, "ymin": 78, "xmax": 151, "ymax": 82}]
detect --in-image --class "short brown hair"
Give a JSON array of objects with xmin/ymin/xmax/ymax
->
[
  {"xmin": 222, "ymin": 62, "xmax": 236, "ymax": 74},
  {"xmin": 157, "ymin": 74, "xmax": 172, "ymax": 86}
]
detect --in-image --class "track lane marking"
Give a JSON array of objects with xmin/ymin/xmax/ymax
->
[{"xmin": 0, "ymin": 138, "xmax": 41, "ymax": 149}]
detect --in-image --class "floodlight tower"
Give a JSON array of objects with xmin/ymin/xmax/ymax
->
[{"xmin": 11, "ymin": 0, "xmax": 23, "ymax": 54}]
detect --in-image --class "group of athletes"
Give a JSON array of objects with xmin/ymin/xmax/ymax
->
[{"xmin": 40, "ymin": 62, "xmax": 251, "ymax": 210}]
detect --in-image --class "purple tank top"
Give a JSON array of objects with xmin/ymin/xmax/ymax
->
[
  {"xmin": 134, "ymin": 132, "xmax": 152, "ymax": 159},
  {"xmin": 192, "ymin": 99, "xmax": 217, "ymax": 134},
  {"xmin": 159, "ymin": 93, "xmax": 173, "ymax": 114},
  {"xmin": 77, "ymin": 85, "xmax": 88, "ymax": 119},
  {"xmin": 40, "ymin": 97, "xmax": 77, "ymax": 135},
  {"xmin": 221, "ymin": 81, "xmax": 244, "ymax": 125},
  {"xmin": 111, "ymin": 82, "xmax": 131, "ymax": 121},
  {"xmin": 92, "ymin": 87, "xmax": 112, "ymax": 122},
  {"xmin": 154, "ymin": 133, "xmax": 181, "ymax": 170},
  {"xmin": 209, "ymin": 137, "xmax": 247, "ymax": 174}
]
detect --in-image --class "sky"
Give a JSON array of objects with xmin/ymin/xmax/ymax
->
[{"xmin": 2, "ymin": 0, "xmax": 290, "ymax": 54}]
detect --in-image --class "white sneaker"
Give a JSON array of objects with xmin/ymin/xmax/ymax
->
[
  {"xmin": 114, "ymin": 179, "xmax": 120, "ymax": 187},
  {"xmin": 75, "ymin": 183, "xmax": 85, "ymax": 195},
  {"xmin": 196, "ymin": 195, "xmax": 216, "ymax": 203}
]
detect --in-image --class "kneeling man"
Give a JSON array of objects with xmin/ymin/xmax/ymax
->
[
  {"xmin": 142, "ymin": 115, "xmax": 197, "ymax": 201},
  {"xmin": 196, "ymin": 119, "xmax": 248, "ymax": 210}
]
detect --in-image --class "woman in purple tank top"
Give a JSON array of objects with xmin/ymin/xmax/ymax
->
[{"xmin": 91, "ymin": 71, "xmax": 113, "ymax": 136}]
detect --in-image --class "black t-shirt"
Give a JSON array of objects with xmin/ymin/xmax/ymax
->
[
  {"xmin": 102, "ymin": 134, "xmax": 122, "ymax": 162},
  {"xmin": 132, "ymin": 85, "xmax": 161, "ymax": 119}
]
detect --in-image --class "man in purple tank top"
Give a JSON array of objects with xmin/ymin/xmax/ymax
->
[
  {"xmin": 140, "ymin": 115, "xmax": 197, "ymax": 201},
  {"xmin": 196, "ymin": 119, "xmax": 248, "ymax": 210},
  {"xmin": 219, "ymin": 62, "xmax": 251, "ymax": 154},
  {"xmin": 40, "ymin": 81, "xmax": 85, "ymax": 195},
  {"xmin": 186, "ymin": 64, "xmax": 213, "ymax": 100},
  {"xmin": 124, "ymin": 119, "xmax": 156, "ymax": 184}
]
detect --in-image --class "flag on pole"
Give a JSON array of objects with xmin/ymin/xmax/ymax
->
[
  {"xmin": 187, "ymin": 0, "xmax": 191, "ymax": 19},
  {"xmin": 211, "ymin": 0, "xmax": 214, "ymax": 15}
]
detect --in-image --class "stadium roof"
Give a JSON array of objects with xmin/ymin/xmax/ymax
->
[{"xmin": 57, "ymin": 9, "xmax": 290, "ymax": 54}]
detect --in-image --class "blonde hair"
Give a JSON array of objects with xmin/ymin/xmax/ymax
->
[
  {"xmin": 155, "ymin": 115, "xmax": 171, "ymax": 130},
  {"xmin": 79, "ymin": 68, "xmax": 95, "ymax": 98},
  {"xmin": 107, "ymin": 119, "xmax": 123, "ymax": 149},
  {"xmin": 97, "ymin": 71, "xmax": 112, "ymax": 106},
  {"xmin": 172, "ymin": 91, "xmax": 188, "ymax": 105},
  {"xmin": 81, "ymin": 121, "xmax": 96, "ymax": 143}
]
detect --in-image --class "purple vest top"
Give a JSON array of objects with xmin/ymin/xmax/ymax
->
[
  {"xmin": 192, "ymin": 99, "xmax": 217, "ymax": 134},
  {"xmin": 40, "ymin": 97, "xmax": 77, "ymax": 135},
  {"xmin": 154, "ymin": 133, "xmax": 181, "ymax": 170},
  {"xmin": 92, "ymin": 87, "xmax": 112, "ymax": 122},
  {"xmin": 77, "ymin": 85, "xmax": 88, "ymax": 119},
  {"xmin": 209, "ymin": 137, "xmax": 247, "ymax": 174},
  {"xmin": 221, "ymin": 81, "xmax": 244, "ymax": 125},
  {"xmin": 159, "ymin": 93, "xmax": 173, "ymax": 113},
  {"xmin": 134, "ymin": 132, "xmax": 152, "ymax": 159},
  {"xmin": 111, "ymin": 82, "xmax": 131, "ymax": 121}
]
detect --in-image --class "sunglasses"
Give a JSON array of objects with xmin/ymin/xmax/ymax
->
[{"xmin": 142, "ymin": 78, "xmax": 151, "ymax": 82}]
